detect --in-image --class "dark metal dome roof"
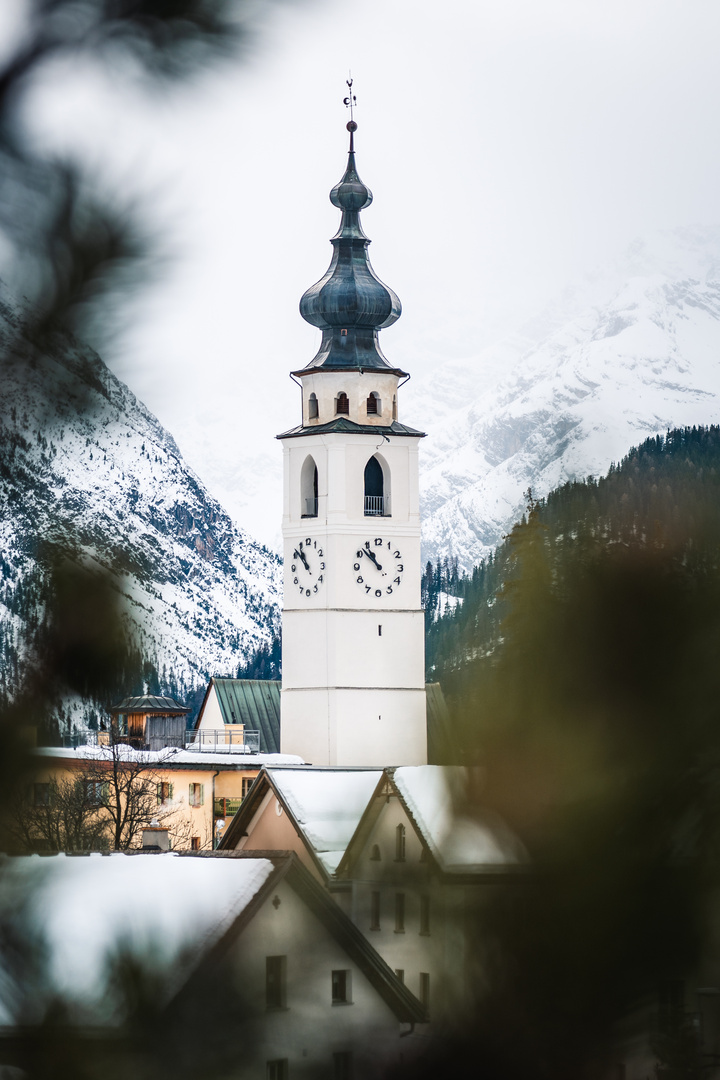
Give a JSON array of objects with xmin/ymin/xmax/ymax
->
[
  {"xmin": 297, "ymin": 125, "xmax": 405, "ymax": 375},
  {"xmin": 110, "ymin": 695, "xmax": 189, "ymax": 714}
]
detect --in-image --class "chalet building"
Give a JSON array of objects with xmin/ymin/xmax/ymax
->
[
  {"xmin": 0, "ymin": 851, "xmax": 426, "ymax": 1078},
  {"xmin": 109, "ymin": 695, "xmax": 189, "ymax": 751},
  {"xmin": 220, "ymin": 764, "xmax": 525, "ymax": 1024},
  {"xmin": 193, "ymin": 677, "xmax": 281, "ymax": 754}
]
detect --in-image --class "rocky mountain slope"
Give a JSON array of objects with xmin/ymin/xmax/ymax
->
[
  {"xmin": 408, "ymin": 226, "xmax": 720, "ymax": 571},
  {"xmin": 0, "ymin": 284, "xmax": 281, "ymax": 728}
]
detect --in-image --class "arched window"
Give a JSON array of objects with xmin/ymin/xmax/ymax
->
[
  {"xmin": 336, "ymin": 392, "xmax": 349, "ymax": 415},
  {"xmin": 301, "ymin": 455, "xmax": 318, "ymax": 518},
  {"xmin": 392, "ymin": 395, "xmax": 397, "ymax": 421},
  {"xmin": 364, "ymin": 455, "xmax": 388, "ymax": 516},
  {"xmin": 395, "ymin": 824, "xmax": 406, "ymax": 862},
  {"xmin": 308, "ymin": 393, "xmax": 318, "ymax": 420},
  {"xmin": 366, "ymin": 392, "xmax": 381, "ymax": 416}
]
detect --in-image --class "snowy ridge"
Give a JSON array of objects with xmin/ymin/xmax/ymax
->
[
  {"xmin": 408, "ymin": 227, "xmax": 720, "ymax": 571},
  {"xmin": 0, "ymin": 282, "xmax": 281, "ymax": 725}
]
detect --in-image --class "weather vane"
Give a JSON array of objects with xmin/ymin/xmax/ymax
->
[{"xmin": 343, "ymin": 75, "xmax": 357, "ymax": 124}]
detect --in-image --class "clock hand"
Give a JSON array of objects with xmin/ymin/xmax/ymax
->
[
  {"xmin": 363, "ymin": 547, "xmax": 383, "ymax": 571},
  {"xmin": 294, "ymin": 548, "xmax": 309, "ymax": 571}
]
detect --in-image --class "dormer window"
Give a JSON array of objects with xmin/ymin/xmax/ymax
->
[
  {"xmin": 340, "ymin": 329, "xmax": 348, "ymax": 336},
  {"xmin": 366, "ymin": 392, "xmax": 380, "ymax": 416},
  {"xmin": 308, "ymin": 393, "xmax": 318, "ymax": 420},
  {"xmin": 336, "ymin": 392, "xmax": 349, "ymax": 416}
]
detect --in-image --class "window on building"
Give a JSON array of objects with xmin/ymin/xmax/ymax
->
[
  {"xmin": 420, "ymin": 895, "xmax": 430, "ymax": 935},
  {"xmin": 333, "ymin": 1051, "xmax": 354, "ymax": 1080},
  {"xmin": 241, "ymin": 776, "xmax": 255, "ymax": 799},
  {"xmin": 266, "ymin": 956, "xmax": 286, "ymax": 1009},
  {"xmin": 189, "ymin": 783, "xmax": 204, "ymax": 807},
  {"xmin": 84, "ymin": 781, "xmax": 106, "ymax": 807},
  {"xmin": 370, "ymin": 844, "xmax": 381, "ymax": 861},
  {"xmin": 157, "ymin": 782, "xmax": 173, "ymax": 805},
  {"xmin": 301, "ymin": 454, "xmax": 319, "ymax": 518},
  {"xmin": 336, "ymin": 392, "xmax": 349, "ymax": 415},
  {"xmin": 308, "ymin": 392, "xmax": 318, "ymax": 420},
  {"xmin": 266, "ymin": 1060, "xmax": 288, "ymax": 1080},
  {"xmin": 395, "ymin": 893, "xmax": 405, "ymax": 933},
  {"xmin": 366, "ymin": 392, "xmax": 380, "ymax": 416},
  {"xmin": 394, "ymin": 969, "xmax": 405, "ymax": 984},
  {"xmin": 419, "ymin": 972, "xmax": 430, "ymax": 1015},
  {"xmin": 364, "ymin": 455, "xmax": 385, "ymax": 516},
  {"xmin": 33, "ymin": 783, "xmax": 50, "ymax": 807},
  {"xmin": 395, "ymin": 823, "xmax": 406, "ymax": 862},
  {"xmin": 370, "ymin": 891, "xmax": 381, "ymax": 930},
  {"xmin": 332, "ymin": 969, "xmax": 351, "ymax": 1004},
  {"xmin": 392, "ymin": 394, "xmax": 397, "ymax": 420},
  {"xmin": 190, "ymin": 836, "xmax": 201, "ymax": 851}
]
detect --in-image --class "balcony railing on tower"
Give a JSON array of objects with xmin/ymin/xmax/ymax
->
[{"xmin": 364, "ymin": 495, "xmax": 390, "ymax": 517}]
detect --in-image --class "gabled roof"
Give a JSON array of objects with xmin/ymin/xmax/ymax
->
[
  {"xmin": 277, "ymin": 418, "xmax": 425, "ymax": 440},
  {"xmin": 218, "ymin": 766, "xmax": 383, "ymax": 876},
  {"xmin": 196, "ymin": 679, "xmax": 281, "ymax": 754},
  {"xmin": 110, "ymin": 696, "xmax": 188, "ymax": 715},
  {"xmin": 173, "ymin": 852, "xmax": 426, "ymax": 1024},
  {"xmin": 338, "ymin": 766, "xmax": 527, "ymax": 879}
]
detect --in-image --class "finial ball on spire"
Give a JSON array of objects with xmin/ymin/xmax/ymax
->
[{"xmin": 346, "ymin": 120, "xmax": 357, "ymax": 132}]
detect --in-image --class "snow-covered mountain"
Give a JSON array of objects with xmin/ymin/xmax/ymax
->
[
  {"xmin": 408, "ymin": 227, "xmax": 720, "ymax": 571},
  {"xmin": 0, "ymin": 284, "xmax": 281, "ymax": 725}
]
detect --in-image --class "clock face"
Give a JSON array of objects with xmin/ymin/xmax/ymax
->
[
  {"xmin": 290, "ymin": 537, "xmax": 327, "ymax": 599},
  {"xmin": 353, "ymin": 538, "xmax": 404, "ymax": 599}
]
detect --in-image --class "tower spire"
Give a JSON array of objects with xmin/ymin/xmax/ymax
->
[{"xmin": 295, "ymin": 95, "xmax": 405, "ymax": 377}]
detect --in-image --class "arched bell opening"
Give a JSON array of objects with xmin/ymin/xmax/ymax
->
[
  {"xmin": 364, "ymin": 454, "xmax": 390, "ymax": 517},
  {"xmin": 335, "ymin": 391, "xmax": 349, "ymax": 416},
  {"xmin": 366, "ymin": 392, "xmax": 381, "ymax": 416},
  {"xmin": 308, "ymin": 392, "xmax": 319, "ymax": 421},
  {"xmin": 301, "ymin": 455, "xmax": 318, "ymax": 518}
]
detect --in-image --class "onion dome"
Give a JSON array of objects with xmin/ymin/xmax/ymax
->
[{"xmin": 295, "ymin": 122, "xmax": 406, "ymax": 376}]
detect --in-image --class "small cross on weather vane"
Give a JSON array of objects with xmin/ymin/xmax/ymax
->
[{"xmin": 343, "ymin": 75, "xmax": 357, "ymax": 123}]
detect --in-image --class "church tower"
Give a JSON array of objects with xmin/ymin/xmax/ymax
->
[{"xmin": 278, "ymin": 116, "xmax": 427, "ymax": 767}]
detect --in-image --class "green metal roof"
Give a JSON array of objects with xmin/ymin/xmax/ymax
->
[
  {"xmin": 212, "ymin": 679, "xmax": 280, "ymax": 754},
  {"xmin": 425, "ymin": 682, "xmax": 452, "ymax": 764}
]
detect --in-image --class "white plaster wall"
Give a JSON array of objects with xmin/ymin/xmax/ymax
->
[
  {"xmin": 297, "ymin": 370, "xmax": 400, "ymax": 427},
  {"xmin": 227, "ymin": 878, "xmax": 423, "ymax": 1076},
  {"xmin": 282, "ymin": 610, "xmax": 425, "ymax": 689},
  {"xmin": 281, "ymin": 688, "xmax": 427, "ymax": 766},
  {"xmin": 196, "ymin": 685, "xmax": 224, "ymax": 732}
]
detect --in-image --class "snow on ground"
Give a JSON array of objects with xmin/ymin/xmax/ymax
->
[
  {"xmin": 268, "ymin": 768, "xmax": 382, "ymax": 873},
  {"xmin": 394, "ymin": 766, "xmax": 526, "ymax": 872}
]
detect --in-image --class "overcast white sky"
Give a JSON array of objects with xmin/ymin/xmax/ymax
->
[{"xmin": 7, "ymin": 0, "xmax": 720, "ymax": 544}]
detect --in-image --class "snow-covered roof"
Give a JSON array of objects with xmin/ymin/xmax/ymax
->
[
  {"xmin": 268, "ymin": 768, "xmax": 383, "ymax": 874},
  {"xmin": 34, "ymin": 746, "xmax": 304, "ymax": 768},
  {"xmin": 0, "ymin": 852, "xmax": 274, "ymax": 1024},
  {"xmin": 393, "ymin": 765, "xmax": 527, "ymax": 873}
]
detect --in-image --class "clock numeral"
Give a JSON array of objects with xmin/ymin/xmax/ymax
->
[
  {"xmin": 305, "ymin": 589, "xmax": 311, "ymax": 596},
  {"xmin": 365, "ymin": 585, "xmax": 371, "ymax": 594},
  {"xmin": 393, "ymin": 577, "xmax": 401, "ymax": 585},
  {"xmin": 291, "ymin": 564, "xmax": 297, "ymax": 572},
  {"xmin": 313, "ymin": 584, "xmax": 318, "ymax": 593},
  {"xmin": 357, "ymin": 575, "xmax": 364, "ymax": 584},
  {"xmin": 305, "ymin": 538, "xmax": 311, "ymax": 546},
  {"xmin": 386, "ymin": 586, "xmax": 393, "ymax": 594},
  {"xmin": 393, "ymin": 550, "xmax": 401, "ymax": 559},
  {"xmin": 375, "ymin": 589, "xmax": 382, "ymax": 597},
  {"xmin": 318, "ymin": 574, "xmax": 323, "ymax": 583},
  {"xmin": 374, "ymin": 538, "xmax": 382, "ymax": 547},
  {"xmin": 353, "ymin": 562, "xmax": 360, "ymax": 571},
  {"xmin": 320, "ymin": 562, "xmax": 326, "ymax": 570},
  {"xmin": 293, "ymin": 577, "xmax": 299, "ymax": 585},
  {"xmin": 317, "ymin": 548, "xmax": 324, "ymax": 557},
  {"xmin": 356, "ymin": 550, "xmax": 364, "ymax": 558},
  {"xmin": 298, "ymin": 541, "xmax": 303, "ymax": 549},
  {"xmin": 397, "ymin": 564, "xmax": 404, "ymax": 572},
  {"xmin": 387, "ymin": 541, "xmax": 391, "ymax": 549}
]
